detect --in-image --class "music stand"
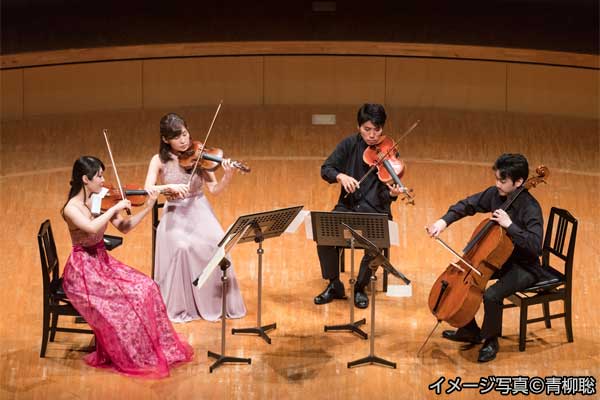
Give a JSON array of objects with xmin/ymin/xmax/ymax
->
[
  {"xmin": 342, "ymin": 223, "xmax": 410, "ymax": 369},
  {"xmin": 311, "ymin": 211, "xmax": 390, "ymax": 339},
  {"xmin": 194, "ymin": 224, "xmax": 252, "ymax": 373},
  {"xmin": 227, "ymin": 205, "xmax": 304, "ymax": 344}
]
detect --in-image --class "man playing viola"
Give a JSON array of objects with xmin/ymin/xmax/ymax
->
[
  {"xmin": 314, "ymin": 103, "xmax": 405, "ymax": 309},
  {"xmin": 426, "ymin": 153, "xmax": 544, "ymax": 362}
]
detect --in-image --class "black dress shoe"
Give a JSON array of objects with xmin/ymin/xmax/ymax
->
[
  {"xmin": 478, "ymin": 337, "xmax": 499, "ymax": 363},
  {"xmin": 442, "ymin": 329, "xmax": 481, "ymax": 344},
  {"xmin": 354, "ymin": 291, "xmax": 369, "ymax": 309},
  {"xmin": 314, "ymin": 281, "xmax": 346, "ymax": 305}
]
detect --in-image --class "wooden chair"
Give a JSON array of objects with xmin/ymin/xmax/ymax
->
[
  {"xmin": 38, "ymin": 220, "xmax": 123, "ymax": 357},
  {"xmin": 503, "ymin": 207, "xmax": 577, "ymax": 351},
  {"xmin": 38, "ymin": 220, "xmax": 92, "ymax": 357}
]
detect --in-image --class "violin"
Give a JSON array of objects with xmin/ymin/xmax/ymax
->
[
  {"xmin": 178, "ymin": 141, "xmax": 251, "ymax": 174},
  {"xmin": 362, "ymin": 136, "xmax": 415, "ymax": 204},
  {"xmin": 99, "ymin": 183, "xmax": 179, "ymax": 211},
  {"xmin": 100, "ymin": 183, "xmax": 148, "ymax": 211},
  {"xmin": 427, "ymin": 166, "xmax": 549, "ymax": 328}
]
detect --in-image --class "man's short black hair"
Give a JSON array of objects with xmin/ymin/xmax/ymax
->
[
  {"xmin": 357, "ymin": 103, "xmax": 387, "ymax": 128},
  {"xmin": 493, "ymin": 153, "xmax": 529, "ymax": 183}
]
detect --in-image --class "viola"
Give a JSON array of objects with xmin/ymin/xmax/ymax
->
[
  {"xmin": 178, "ymin": 141, "xmax": 251, "ymax": 174},
  {"xmin": 427, "ymin": 166, "xmax": 549, "ymax": 328},
  {"xmin": 362, "ymin": 136, "xmax": 415, "ymax": 205}
]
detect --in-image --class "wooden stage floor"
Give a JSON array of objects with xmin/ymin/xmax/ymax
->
[{"xmin": 1, "ymin": 106, "xmax": 598, "ymax": 399}]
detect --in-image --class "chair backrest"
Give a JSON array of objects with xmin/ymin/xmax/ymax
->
[
  {"xmin": 151, "ymin": 201, "xmax": 165, "ymax": 279},
  {"xmin": 542, "ymin": 207, "xmax": 578, "ymax": 293},
  {"xmin": 38, "ymin": 220, "xmax": 59, "ymax": 296}
]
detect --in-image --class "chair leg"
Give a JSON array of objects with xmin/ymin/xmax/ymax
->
[
  {"xmin": 519, "ymin": 304, "xmax": 528, "ymax": 352},
  {"xmin": 49, "ymin": 312, "xmax": 59, "ymax": 342},
  {"xmin": 564, "ymin": 298, "xmax": 574, "ymax": 343},
  {"xmin": 542, "ymin": 301, "xmax": 551, "ymax": 328},
  {"xmin": 40, "ymin": 307, "xmax": 50, "ymax": 358}
]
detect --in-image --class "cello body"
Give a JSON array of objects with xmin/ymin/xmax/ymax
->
[{"xmin": 428, "ymin": 219, "xmax": 514, "ymax": 328}]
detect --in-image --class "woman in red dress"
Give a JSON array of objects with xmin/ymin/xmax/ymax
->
[{"xmin": 61, "ymin": 156, "xmax": 193, "ymax": 378}]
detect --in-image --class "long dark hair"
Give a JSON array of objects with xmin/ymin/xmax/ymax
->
[
  {"xmin": 61, "ymin": 156, "xmax": 105, "ymax": 217},
  {"xmin": 159, "ymin": 113, "xmax": 189, "ymax": 162}
]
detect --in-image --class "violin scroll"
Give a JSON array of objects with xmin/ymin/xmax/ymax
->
[{"xmin": 398, "ymin": 188, "xmax": 416, "ymax": 205}]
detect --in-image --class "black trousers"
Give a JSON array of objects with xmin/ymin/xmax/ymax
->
[
  {"xmin": 459, "ymin": 262, "xmax": 537, "ymax": 340},
  {"xmin": 316, "ymin": 204, "xmax": 382, "ymax": 291},
  {"xmin": 317, "ymin": 245, "xmax": 373, "ymax": 291}
]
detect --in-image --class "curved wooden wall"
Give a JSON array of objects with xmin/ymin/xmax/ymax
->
[{"xmin": 1, "ymin": 42, "xmax": 598, "ymax": 121}]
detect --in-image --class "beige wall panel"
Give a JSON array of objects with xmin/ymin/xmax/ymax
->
[
  {"xmin": 143, "ymin": 57, "xmax": 263, "ymax": 108},
  {"xmin": 507, "ymin": 64, "xmax": 599, "ymax": 118},
  {"xmin": 1, "ymin": 69, "xmax": 24, "ymax": 120},
  {"xmin": 386, "ymin": 58, "xmax": 506, "ymax": 111},
  {"xmin": 23, "ymin": 61, "xmax": 142, "ymax": 116},
  {"xmin": 264, "ymin": 56, "xmax": 385, "ymax": 105}
]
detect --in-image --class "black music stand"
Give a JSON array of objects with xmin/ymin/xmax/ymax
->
[
  {"xmin": 342, "ymin": 223, "xmax": 410, "ymax": 369},
  {"xmin": 227, "ymin": 206, "xmax": 304, "ymax": 344},
  {"xmin": 311, "ymin": 211, "xmax": 391, "ymax": 339},
  {"xmin": 194, "ymin": 224, "xmax": 252, "ymax": 373}
]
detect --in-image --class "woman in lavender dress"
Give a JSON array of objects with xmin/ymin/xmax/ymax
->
[
  {"xmin": 144, "ymin": 113, "xmax": 246, "ymax": 323},
  {"xmin": 61, "ymin": 156, "xmax": 193, "ymax": 378}
]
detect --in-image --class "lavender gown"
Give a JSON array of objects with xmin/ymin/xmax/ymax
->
[{"xmin": 154, "ymin": 156, "xmax": 247, "ymax": 322}]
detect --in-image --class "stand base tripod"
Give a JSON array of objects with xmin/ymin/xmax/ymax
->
[
  {"xmin": 231, "ymin": 323, "xmax": 277, "ymax": 344},
  {"xmin": 347, "ymin": 354, "xmax": 396, "ymax": 369},
  {"xmin": 324, "ymin": 318, "xmax": 368, "ymax": 340},
  {"xmin": 347, "ymin": 268, "xmax": 396, "ymax": 369},
  {"xmin": 323, "ymin": 238, "xmax": 368, "ymax": 340},
  {"xmin": 231, "ymin": 235, "xmax": 278, "ymax": 344},
  {"xmin": 208, "ymin": 259, "xmax": 252, "ymax": 373},
  {"xmin": 208, "ymin": 350, "xmax": 251, "ymax": 373}
]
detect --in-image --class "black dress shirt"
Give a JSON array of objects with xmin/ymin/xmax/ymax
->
[
  {"xmin": 441, "ymin": 186, "xmax": 544, "ymax": 276},
  {"xmin": 321, "ymin": 133, "xmax": 397, "ymax": 218}
]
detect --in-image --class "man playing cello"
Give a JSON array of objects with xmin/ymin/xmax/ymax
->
[{"xmin": 426, "ymin": 153, "xmax": 544, "ymax": 362}]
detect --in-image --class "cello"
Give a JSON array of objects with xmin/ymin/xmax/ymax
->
[{"xmin": 418, "ymin": 165, "xmax": 549, "ymax": 353}]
